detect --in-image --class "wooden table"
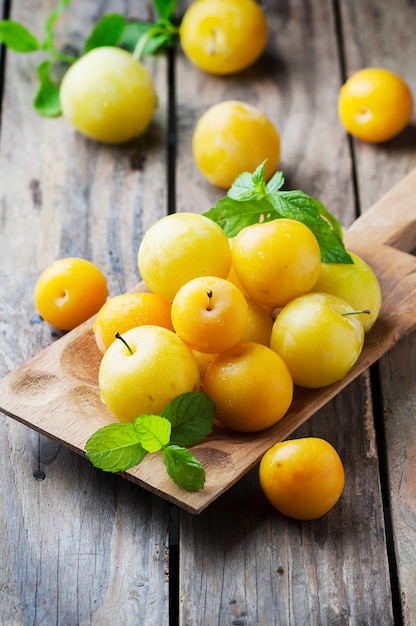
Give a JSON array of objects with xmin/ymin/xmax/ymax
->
[{"xmin": 0, "ymin": 1, "xmax": 415, "ymax": 624}]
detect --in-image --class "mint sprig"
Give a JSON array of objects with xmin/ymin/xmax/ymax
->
[
  {"xmin": 204, "ymin": 162, "xmax": 353, "ymax": 264},
  {"xmin": 121, "ymin": 0, "xmax": 179, "ymax": 62},
  {"xmin": 85, "ymin": 392, "xmax": 215, "ymax": 492},
  {"xmin": 0, "ymin": 0, "xmax": 76, "ymax": 117},
  {"xmin": 0, "ymin": 1, "xmax": 180, "ymax": 117}
]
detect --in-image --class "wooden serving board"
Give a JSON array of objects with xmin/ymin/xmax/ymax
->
[{"xmin": 1, "ymin": 169, "xmax": 416, "ymax": 514}]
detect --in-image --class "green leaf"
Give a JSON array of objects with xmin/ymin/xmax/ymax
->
[
  {"xmin": 85, "ymin": 423, "xmax": 146, "ymax": 473},
  {"xmin": 154, "ymin": 0, "xmax": 177, "ymax": 20},
  {"xmin": 227, "ymin": 171, "xmax": 262, "ymax": 201},
  {"xmin": 311, "ymin": 223, "xmax": 352, "ymax": 263},
  {"xmin": 139, "ymin": 30, "xmax": 174, "ymax": 56},
  {"xmin": 119, "ymin": 21, "xmax": 152, "ymax": 52},
  {"xmin": 266, "ymin": 170, "xmax": 285, "ymax": 193},
  {"xmin": 0, "ymin": 20, "xmax": 39, "ymax": 52},
  {"xmin": 228, "ymin": 163, "xmax": 285, "ymax": 202},
  {"xmin": 314, "ymin": 197, "xmax": 344, "ymax": 241},
  {"xmin": 120, "ymin": 19, "xmax": 179, "ymax": 58},
  {"xmin": 44, "ymin": 0, "xmax": 71, "ymax": 51},
  {"xmin": 133, "ymin": 415, "xmax": 171, "ymax": 453},
  {"xmin": 228, "ymin": 161, "xmax": 267, "ymax": 201},
  {"xmin": 84, "ymin": 14, "xmax": 126, "ymax": 53},
  {"xmin": 131, "ymin": 20, "xmax": 179, "ymax": 60},
  {"xmin": 251, "ymin": 160, "xmax": 268, "ymax": 192},
  {"xmin": 266, "ymin": 189, "xmax": 320, "ymax": 221},
  {"xmin": 204, "ymin": 196, "xmax": 277, "ymax": 238},
  {"xmin": 33, "ymin": 60, "xmax": 61, "ymax": 117},
  {"xmin": 162, "ymin": 392, "xmax": 215, "ymax": 447},
  {"xmin": 162, "ymin": 445, "xmax": 206, "ymax": 491}
]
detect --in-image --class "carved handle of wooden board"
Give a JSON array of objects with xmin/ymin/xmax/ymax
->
[{"xmin": 347, "ymin": 167, "xmax": 416, "ymax": 252}]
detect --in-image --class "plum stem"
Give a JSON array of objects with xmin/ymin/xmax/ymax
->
[
  {"xmin": 206, "ymin": 289, "xmax": 213, "ymax": 311},
  {"xmin": 341, "ymin": 309, "xmax": 371, "ymax": 317},
  {"xmin": 115, "ymin": 331, "xmax": 133, "ymax": 354}
]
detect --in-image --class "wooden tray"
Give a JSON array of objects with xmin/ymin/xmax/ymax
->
[{"xmin": 1, "ymin": 169, "xmax": 416, "ymax": 514}]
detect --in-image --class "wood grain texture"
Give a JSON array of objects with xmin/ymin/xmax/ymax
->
[
  {"xmin": 340, "ymin": 1, "xmax": 416, "ymax": 622},
  {"xmin": 174, "ymin": 0, "xmax": 410, "ymax": 623},
  {"xmin": 0, "ymin": 0, "xmax": 415, "ymax": 624},
  {"xmin": 348, "ymin": 167, "xmax": 416, "ymax": 252},
  {"xmin": 379, "ymin": 334, "xmax": 416, "ymax": 626},
  {"xmin": 0, "ymin": 1, "xmax": 170, "ymax": 624}
]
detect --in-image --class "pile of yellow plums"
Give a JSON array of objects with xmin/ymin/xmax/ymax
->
[{"xmin": 94, "ymin": 211, "xmax": 381, "ymax": 433}]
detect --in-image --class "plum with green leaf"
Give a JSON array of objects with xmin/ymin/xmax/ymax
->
[
  {"xmin": 203, "ymin": 162, "xmax": 353, "ymax": 264},
  {"xmin": 59, "ymin": 46, "xmax": 157, "ymax": 143}
]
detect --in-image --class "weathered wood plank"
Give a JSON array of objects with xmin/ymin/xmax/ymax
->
[
  {"xmin": 340, "ymin": 0, "xmax": 416, "ymax": 622},
  {"xmin": 379, "ymin": 334, "xmax": 416, "ymax": 626},
  {"xmin": 175, "ymin": 0, "xmax": 393, "ymax": 623},
  {"xmin": 0, "ymin": 1, "xmax": 171, "ymax": 623},
  {"xmin": 1, "ymin": 0, "xmax": 415, "ymax": 624}
]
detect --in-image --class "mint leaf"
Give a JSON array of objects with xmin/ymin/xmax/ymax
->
[
  {"xmin": 227, "ymin": 171, "xmax": 263, "ymax": 201},
  {"xmin": 228, "ymin": 163, "xmax": 285, "ymax": 201},
  {"xmin": 228, "ymin": 161, "xmax": 268, "ymax": 201},
  {"xmin": 139, "ymin": 30, "xmax": 175, "ymax": 56},
  {"xmin": 251, "ymin": 160, "xmax": 268, "ymax": 193},
  {"xmin": 266, "ymin": 170, "xmax": 285, "ymax": 193},
  {"xmin": 85, "ymin": 423, "xmax": 146, "ymax": 473},
  {"xmin": 266, "ymin": 189, "xmax": 321, "ymax": 221},
  {"xmin": 162, "ymin": 445, "xmax": 206, "ymax": 491},
  {"xmin": 34, "ymin": 60, "xmax": 61, "ymax": 117},
  {"xmin": 314, "ymin": 197, "xmax": 344, "ymax": 241},
  {"xmin": 130, "ymin": 20, "xmax": 179, "ymax": 59},
  {"xmin": 204, "ymin": 195, "xmax": 276, "ymax": 237},
  {"xmin": 121, "ymin": 21, "xmax": 174, "ymax": 58},
  {"xmin": 162, "ymin": 392, "xmax": 215, "ymax": 447},
  {"xmin": 84, "ymin": 14, "xmax": 126, "ymax": 52},
  {"xmin": 0, "ymin": 20, "xmax": 39, "ymax": 52},
  {"xmin": 133, "ymin": 415, "xmax": 171, "ymax": 453},
  {"xmin": 154, "ymin": 0, "xmax": 177, "ymax": 20},
  {"xmin": 119, "ymin": 21, "xmax": 152, "ymax": 52}
]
